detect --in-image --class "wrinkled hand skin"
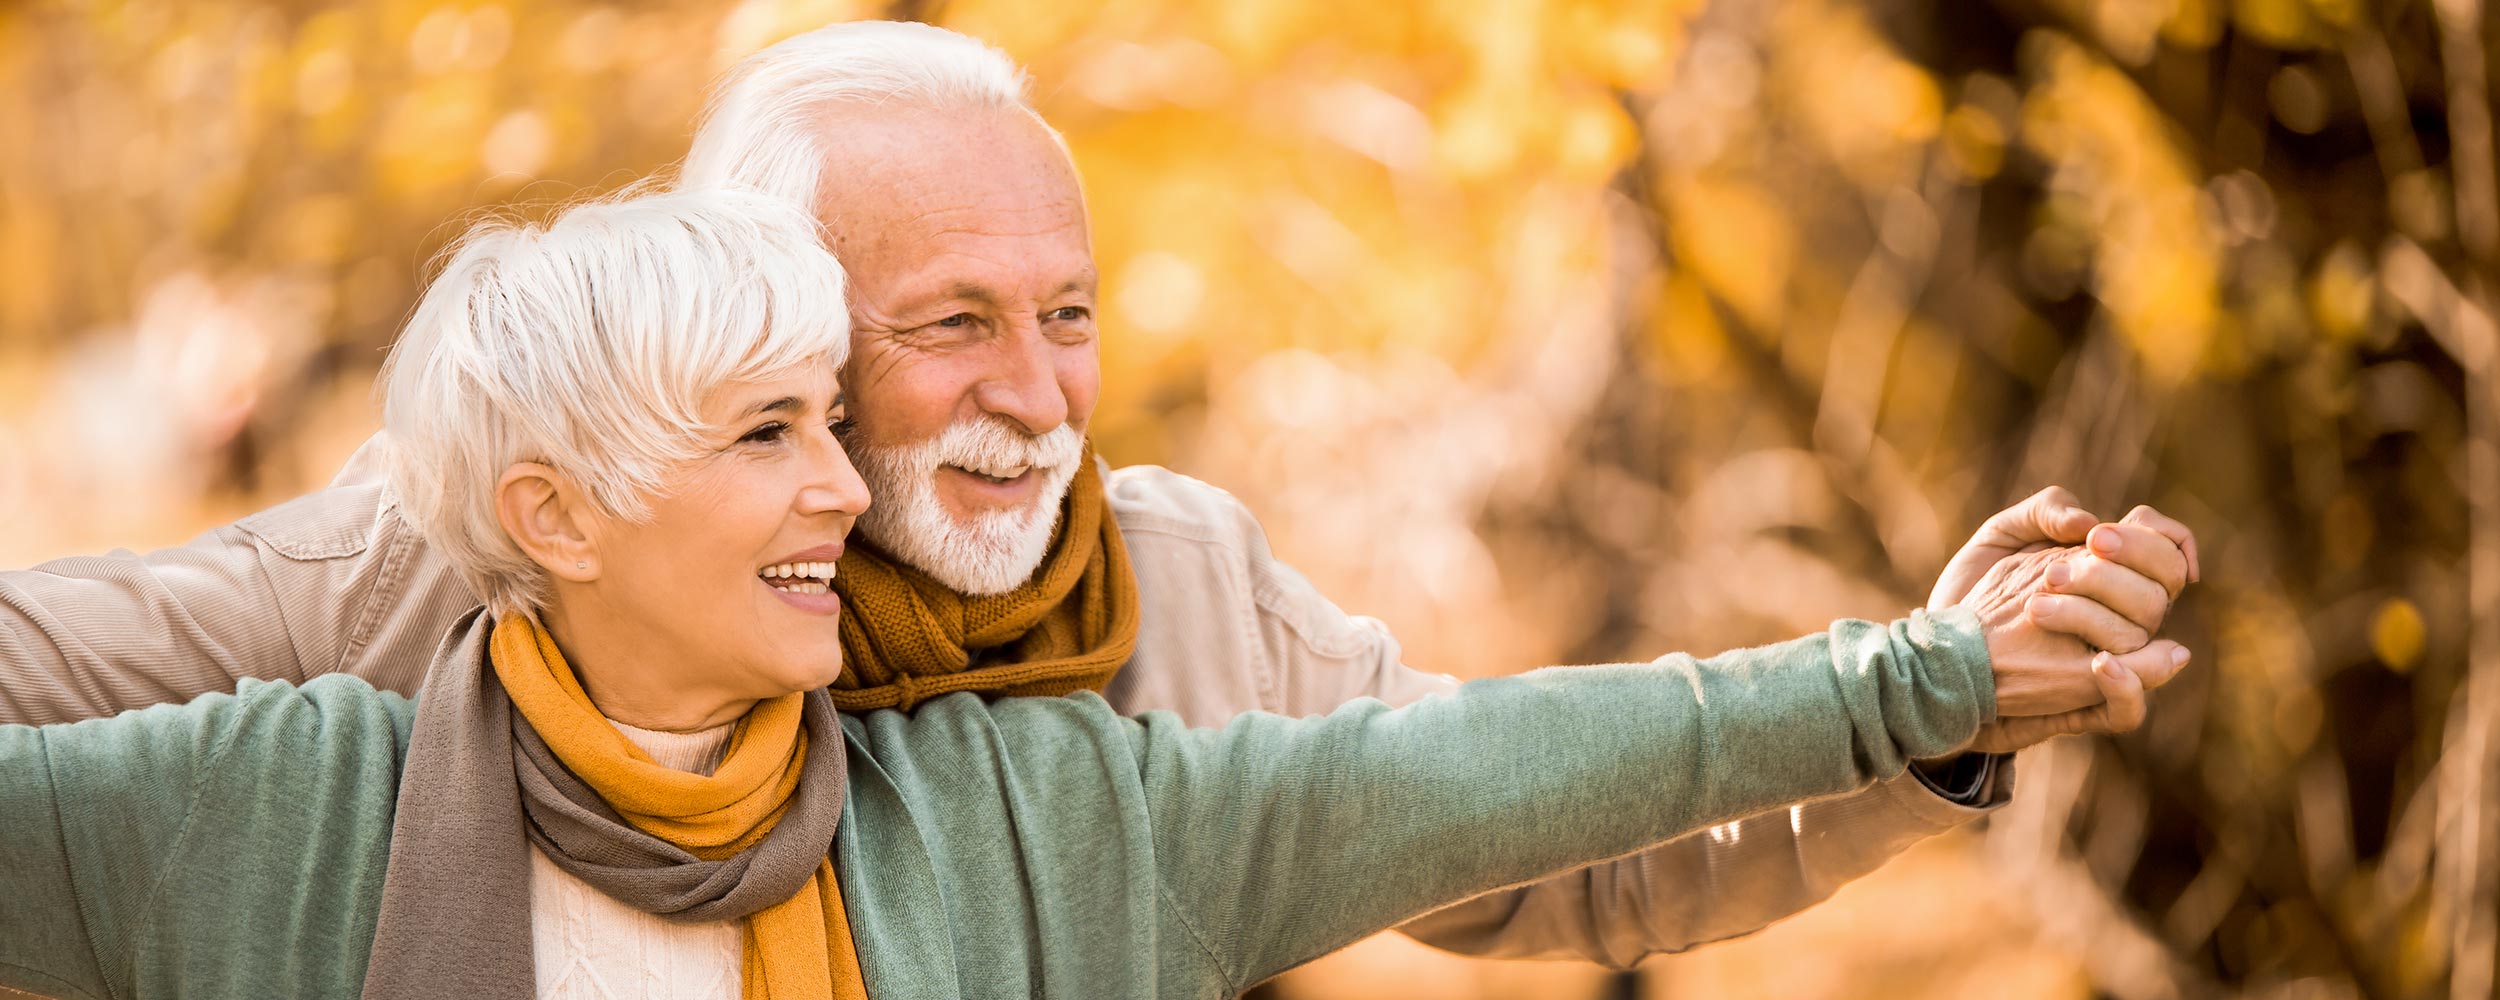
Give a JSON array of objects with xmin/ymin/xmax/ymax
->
[
  {"xmin": 1963, "ymin": 543, "xmax": 2109, "ymax": 717},
  {"xmin": 1933, "ymin": 494, "xmax": 2201, "ymax": 754}
]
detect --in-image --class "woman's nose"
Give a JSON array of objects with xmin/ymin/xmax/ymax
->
[{"xmin": 798, "ymin": 431, "xmax": 872, "ymax": 519}]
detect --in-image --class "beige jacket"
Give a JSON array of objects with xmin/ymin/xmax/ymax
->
[{"xmin": 0, "ymin": 450, "xmax": 2005, "ymax": 969}]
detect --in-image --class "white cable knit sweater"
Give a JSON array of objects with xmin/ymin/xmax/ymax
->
[{"xmin": 529, "ymin": 718, "xmax": 744, "ymax": 1000}]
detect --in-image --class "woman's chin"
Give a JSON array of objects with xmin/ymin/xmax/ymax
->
[{"xmin": 759, "ymin": 652, "xmax": 847, "ymax": 696}]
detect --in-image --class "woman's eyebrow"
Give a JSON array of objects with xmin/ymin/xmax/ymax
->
[{"xmin": 740, "ymin": 396, "xmax": 806, "ymax": 419}]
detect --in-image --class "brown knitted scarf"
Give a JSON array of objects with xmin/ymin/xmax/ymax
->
[{"xmin": 828, "ymin": 456, "xmax": 1139, "ymax": 711}]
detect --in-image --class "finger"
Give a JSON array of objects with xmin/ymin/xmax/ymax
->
[
  {"xmin": 2105, "ymin": 640, "xmax": 2191, "ymax": 690},
  {"xmin": 1983, "ymin": 486, "xmax": 2099, "ymax": 548},
  {"xmin": 2121, "ymin": 504, "xmax": 2202, "ymax": 584},
  {"xmin": 2047, "ymin": 553, "xmax": 2173, "ymax": 634},
  {"xmin": 2086, "ymin": 521, "xmax": 2190, "ymax": 597},
  {"xmin": 1932, "ymin": 487, "xmax": 2102, "ymax": 609},
  {"xmin": 2026, "ymin": 592, "xmax": 2152, "ymax": 653},
  {"xmin": 2091, "ymin": 651, "xmax": 2149, "ymax": 733}
]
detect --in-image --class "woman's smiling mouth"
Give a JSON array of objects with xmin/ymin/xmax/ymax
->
[
  {"xmin": 758, "ymin": 560, "xmax": 837, "ymax": 594},
  {"xmin": 759, "ymin": 546, "xmax": 846, "ymax": 614}
]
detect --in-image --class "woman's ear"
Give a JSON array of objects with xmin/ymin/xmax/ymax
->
[{"xmin": 495, "ymin": 462, "xmax": 601, "ymax": 583}]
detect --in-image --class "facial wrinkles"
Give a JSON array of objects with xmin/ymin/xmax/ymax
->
[{"xmin": 814, "ymin": 106, "xmax": 1097, "ymax": 460}]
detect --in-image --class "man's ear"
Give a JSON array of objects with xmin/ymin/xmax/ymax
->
[{"xmin": 495, "ymin": 462, "xmax": 601, "ymax": 583}]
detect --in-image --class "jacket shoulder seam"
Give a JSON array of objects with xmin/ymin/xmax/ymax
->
[{"xmin": 229, "ymin": 488, "xmax": 386, "ymax": 562}]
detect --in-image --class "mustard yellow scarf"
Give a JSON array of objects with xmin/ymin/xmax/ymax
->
[
  {"xmin": 491, "ymin": 616, "xmax": 867, "ymax": 1000},
  {"xmin": 830, "ymin": 455, "xmax": 1140, "ymax": 711}
]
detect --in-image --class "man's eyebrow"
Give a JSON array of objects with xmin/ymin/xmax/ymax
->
[
  {"xmin": 918, "ymin": 273, "xmax": 1098, "ymax": 306},
  {"xmin": 936, "ymin": 282, "xmax": 1000, "ymax": 306}
]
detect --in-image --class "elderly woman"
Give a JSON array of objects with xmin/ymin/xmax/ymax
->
[{"xmin": 0, "ymin": 191, "xmax": 2152, "ymax": 1000}]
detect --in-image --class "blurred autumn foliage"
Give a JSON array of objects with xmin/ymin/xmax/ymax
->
[{"xmin": 0, "ymin": 0, "xmax": 2493, "ymax": 998}]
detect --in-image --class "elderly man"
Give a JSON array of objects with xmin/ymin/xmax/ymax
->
[{"xmin": 0, "ymin": 20, "xmax": 2198, "ymax": 970}]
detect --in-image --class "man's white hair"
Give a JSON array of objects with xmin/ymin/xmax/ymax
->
[
  {"xmin": 680, "ymin": 20, "xmax": 1040, "ymax": 207},
  {"xmin": 381, "ymin": 190, "xmax": 852, "ymax": 616}
]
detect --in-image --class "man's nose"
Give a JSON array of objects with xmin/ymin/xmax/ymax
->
[{"xmin": 972, "ymin": 323, "xmax": 1070, "ymax": 434}]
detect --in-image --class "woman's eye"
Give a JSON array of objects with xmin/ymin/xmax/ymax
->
[
  {"xmin": 739, "ymin": 421, "xmax": 789, "ymax": 444},
  {"xmin": 829, "ymin": 415, "xmax": 857, "ymax": 436}
]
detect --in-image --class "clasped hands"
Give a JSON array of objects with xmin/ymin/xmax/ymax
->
[{"xmin": 1928, "ymin": 487, "xmax": 2202, "ymax": 755}]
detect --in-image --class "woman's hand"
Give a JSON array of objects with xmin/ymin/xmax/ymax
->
[{"xmin": 1929, "ymin": 490, "xmax": 2200, "ymax": 751}]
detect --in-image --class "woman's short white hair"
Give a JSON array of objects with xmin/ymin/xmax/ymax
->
[
  {"xmin": 381, "ymin": 190, "xmax": 851, "ymax": 616},
  {"xmin": 680, "ymin": 20, "xmax": 1042, "ymax": 208}
]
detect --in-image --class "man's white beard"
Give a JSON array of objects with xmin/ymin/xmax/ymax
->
[{"xmin": 849, "ymin": 417, "xmax": 1085, "ymax": 596}]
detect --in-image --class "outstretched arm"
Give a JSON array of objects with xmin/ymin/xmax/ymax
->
[
  {"xmin": 0, "ymin": 483, "xmax": 473, "ymax": 725},
  {"xmin": 1261, "ymin": 490, "xmax": 2195, "ymax": 965},
  {"xmin": 1137, "ymin": 611, "xmax": 1996, "ymax": 992}
]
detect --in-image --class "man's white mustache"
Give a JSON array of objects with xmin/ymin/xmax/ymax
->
[{"xmin": 933, "ymin": 419, "xmax": 1083, "ymax": 480}]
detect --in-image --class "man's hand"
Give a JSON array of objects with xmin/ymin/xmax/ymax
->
[
  {"xmin": 1929, "ymin": 487, "xmax": 2202, "ymax": 614},
  {"xmin": 1927, "ymin": 490, "xmax": 2201, "ymax": 754}
]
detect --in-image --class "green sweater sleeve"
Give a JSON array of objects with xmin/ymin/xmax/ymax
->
[
  {"xmin": 0, "ymin": 675, "xmax": 410, "ymax": 1000},
  {"xmin": 0, "ymin": 689, "xmax": 240, "ymax": 999},
  {"xmin": 1136, "ymin": 609, "xmax": 1992, "ymax": 991}
]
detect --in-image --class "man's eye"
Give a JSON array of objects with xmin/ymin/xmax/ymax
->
[
  {"xmin": 739, "ymin": 421, "xmax": 789, "ymax": 444},
  {"xmin": 1048, "ymin": 306, "xmax": 1089, "ymax": 322},
  {"xmin": 934, "ymin": 313, "xmax": 974, "ymax": 328}
]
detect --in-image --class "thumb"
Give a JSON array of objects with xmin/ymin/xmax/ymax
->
[
  {"xmin": 2091, "ymin": 652, "xmax": 2149, "ymax": 733},
  {"xmin": 1932, "ymin": 487, "xmax": 2099, "ymax": 608},
  {"xmin": 2107, "ymin": 640, "xmax": 2192, "ymax": 690},
  {"xmin": 2000, "ymin": 485, "xmax": 2097, "ymax": 546}
]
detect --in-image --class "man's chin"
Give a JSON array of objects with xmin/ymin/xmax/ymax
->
[{"xmin": 854, "ymin": 503, "xmax": 1052, "ymax": 596}]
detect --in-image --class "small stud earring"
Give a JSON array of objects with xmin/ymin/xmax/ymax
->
[{"xmin": 575, "ymin": 561, "xmax": 587, "ymax": 570}]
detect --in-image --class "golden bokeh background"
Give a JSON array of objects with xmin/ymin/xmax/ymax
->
[{"xmin": 1, "ymin": 0, "xmax": 2493, "ymax": 997}]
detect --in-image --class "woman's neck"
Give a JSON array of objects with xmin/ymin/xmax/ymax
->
[{"xmin": 536, "ymin": 604, "xmax": 760, "ymax": 732}]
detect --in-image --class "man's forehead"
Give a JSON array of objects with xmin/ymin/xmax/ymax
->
[
  {"xmin": 808, "ymin": 108, "xmax": 1093, "ymax": 301},
  {"xmin": 811, "ymin": 106, "xmax": 1083, "ymax": 231}
]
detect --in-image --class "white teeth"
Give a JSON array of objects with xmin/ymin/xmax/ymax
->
[
  {"xmin": 952, "ymin": 462, "xmax": 1033, "ymax": 480},
  {"xmin": 758, "ymin": 560, "xmax": 839, "ymax": 587}
]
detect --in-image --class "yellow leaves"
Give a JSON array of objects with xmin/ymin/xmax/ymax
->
[
  {"xmin": 2216, "ymin": 588, "xmax": 2321, "ymax": 769},
  {"xmin": 1064, "ymin": 36, "xmax": 1236, "ymax": 112},
  {"xmin": 2370, "ymin": 598, "xmax": 2427, "ymax": 673},
  {"xmin": 479, "ymin": 109, "xmax": 553, "ymax": 177},
  {"xmin": 1114, "ymin": 250, "xmax": 1209, "ymax": 340},
  {"xmin": 1942, "ymin": 104, "xmax": 2008, "ymax": 181},
  {"xmin": 374, "ymin": 75, "xmax": 495, "ymax": 198},
  {"xmin": 0, "ymin": 189, "xmax": 57, "ymax": 343},
  {"xmin": 1552, "ymin": 92, "xmax": 1638, "ymax": 184},
  {"xmin": 1545, "ymin": 0, "xmax": 1693, "ymax": 90},
  {"xmin": 1770, "ymin": 0, "xmax": 1942, "ymax": 191},
  {"xmin": 272, "ymin": 194, "xmax": 356, "ymax": 265},
  {"xmin": 1645, "ymin": 271, "xmax": 1730, "ymax": 386},
  {"xmin": 712, "ymin": 0, "xmax": 872, "ymax": 70},
  {"xmin": 2309, "ymin": 242, "xmax": 2377, "ymax": 342},
  {"xmin": 2020, "ymin": 31, "xmax": 2220, "ymax": 384},
  {"xmin": 1665, "ymin": 173, "xmax": 1796, "ymax": 333},
  {"xmin": 2230, "ymin": 0, "xmax": 2321, "ymax": 49},
  {"xmin": 1430, "ymin": 84, "xmax": 1526, "ymax": 180},
  {"xmin": 407, "ymin": 4, "xmax": 511, "ymax": 77}
]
